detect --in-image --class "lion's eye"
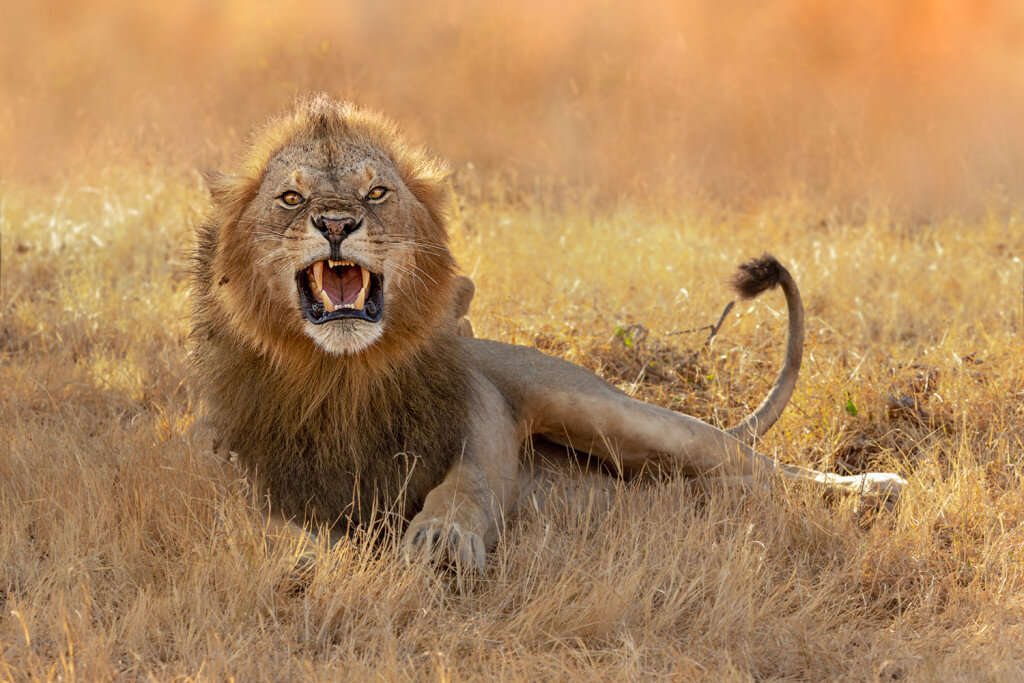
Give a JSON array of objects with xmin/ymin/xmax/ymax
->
[
  {"xmin": 279, "ymin": 191, "xmax": 304, "ymax": 207},
  {"xmin": 365, "ymin": 186, "xmax": 389, "ymax": 202}
]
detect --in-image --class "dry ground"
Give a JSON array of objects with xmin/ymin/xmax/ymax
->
[{"xmin": 2, "ymin": 170, "xmax": 1024, "ymax": 679}]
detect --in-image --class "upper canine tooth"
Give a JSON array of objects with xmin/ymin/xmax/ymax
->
[
  {"xmin": 312, "ymin": 261, "xmax": 324, "ymax": 292},
  {"xmin": 361, "ymin": 266, "xmax": 370, "ymax": 291}
]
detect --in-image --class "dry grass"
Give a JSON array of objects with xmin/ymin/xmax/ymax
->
[
  {"xmin": 4, "ymin": 1, "xmax": 1024, "ymax": 679},
  {"xmin": 3, "ymin": 171, "xmax": 1024, "ymax": 679}
]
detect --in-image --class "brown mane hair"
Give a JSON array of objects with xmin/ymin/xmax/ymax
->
[{"xmin": 189, "ymin": 95, "xmax": 471, "ymax": 529}]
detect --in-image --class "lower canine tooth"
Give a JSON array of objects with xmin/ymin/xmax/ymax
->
[
  {"xmin": 321, "ymin": 292, "xmax": 336, "ymax": 312},
  {"xmin": 353, "ymin": 286, "xmax": 366, "ymax": 310}
]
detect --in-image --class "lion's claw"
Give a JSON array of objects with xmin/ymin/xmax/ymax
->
[{"xmin": 403, "ymin": 519, "xmax": 486, "ymax": 572}]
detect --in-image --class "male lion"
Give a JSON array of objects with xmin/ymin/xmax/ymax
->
[{"xmin": 190, "ymin": 94, "xmax": 905, "ymax": 569}]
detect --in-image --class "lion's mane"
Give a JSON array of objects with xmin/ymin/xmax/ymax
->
[{"xmin": 189, "ymin": 96, "xmax": 471, "ymax": 529}]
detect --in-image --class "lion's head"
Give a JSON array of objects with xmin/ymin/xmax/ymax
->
[{"xmin": 197, "ymin": 94, "xmax": 457, "ymax": 363}]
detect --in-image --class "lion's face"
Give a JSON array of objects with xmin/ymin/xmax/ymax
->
[
  {"xmin": 206, "ymin": 100, "xmax": 456, "ymax": 359},
  {"xmin": 240, "ymin": 142, "xmax": 417, "ymax": 356}
]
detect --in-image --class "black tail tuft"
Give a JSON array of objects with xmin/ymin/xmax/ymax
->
[{"xmin": 729, "ymin": 254, "xmax": 786, "ymax": 300}]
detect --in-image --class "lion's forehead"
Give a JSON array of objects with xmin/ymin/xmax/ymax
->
[{"xmin": 267, "ymin": 140, "xmax": 395, "ymax": 190}]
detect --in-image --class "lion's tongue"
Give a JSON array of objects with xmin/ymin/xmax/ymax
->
[{"xmin": 322, "ymin": 265, "xmax": 363, "ymax": 306}]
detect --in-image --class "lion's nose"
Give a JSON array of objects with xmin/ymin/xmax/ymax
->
[
  {"xmin": 312, "ymin": 215, "xmax": 361, "ymax": 241},
  {"xmin": 312, "ymin": 215, "xmax": 363, "ymax": 258}
]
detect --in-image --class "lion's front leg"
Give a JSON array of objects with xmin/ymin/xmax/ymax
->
[
  {"xmin": 404, "ymin": 461, "xmax": 499, "ymax": 569},
  {"xmin": 403, "ymin": 372, "xmax": 522, "ymax": 571}
]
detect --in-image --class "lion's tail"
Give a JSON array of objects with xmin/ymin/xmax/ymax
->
[{"xmin": 724, "ymin": 254, "xmax": 804, "ymax": 444}]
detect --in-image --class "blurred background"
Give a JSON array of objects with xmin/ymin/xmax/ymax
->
[{"xmin": 2, "ymin": 0, "xmax": 1023, "ymax": 213}]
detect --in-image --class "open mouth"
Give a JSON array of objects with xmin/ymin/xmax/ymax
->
[{"xmin": 296, "ymin": 259, "xmax": 383, "ymax": 324}]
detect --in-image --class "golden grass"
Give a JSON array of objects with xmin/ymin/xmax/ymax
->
[{"xmin": 2, "ymin": 167, "xmax": 1024, "ymax": 678}]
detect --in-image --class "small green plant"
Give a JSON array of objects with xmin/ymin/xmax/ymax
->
[
  {"xmin": 845, "ymin": 396, "xmax": 859, "ymax": 417},
  {"xmin": 615, "ymin": 324, "xmax": 634, "ymax": 348}
]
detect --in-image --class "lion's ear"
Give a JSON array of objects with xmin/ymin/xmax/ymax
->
[
  {"xmin": 202, "ymin": 169, "xmax": 235, "ymax": 203},
  {"xmin": 202, "ymin": 168, "xmax": 256, "ymax": 220}
]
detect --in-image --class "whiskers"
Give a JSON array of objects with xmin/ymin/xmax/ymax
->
[
  {"xmin": 229, "ymin": 217, "xmax": 306, "ymax": 241},
  {"xmin": 219, "ymin": 223, "xmax": 456, "ymax": 296},
  {"xmin": 360, "ymin": 236, "xmax": 460, "ymax": 297},
  {"xmin": 253, "ymin": 245, "xmax": 293, "ymax": 269},
  {"xmin": 388, "ymin": 260, "xmax": 439, "ymax": 291},
  {"xmin": 370, "ymin": 237, "xmax": 451, "ymax": 257}
]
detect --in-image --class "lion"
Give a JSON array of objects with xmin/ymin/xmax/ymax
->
[{"xmin": 189, "ymin": 94, "xmax": 906, "ymax": 569}]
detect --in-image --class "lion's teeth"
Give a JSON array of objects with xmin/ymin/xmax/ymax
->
[
  {"xmin": 353, "ymin": 286, "xmax": 366, "ymax": 310},
  {"xmin": 361, "ymin": 266, "xmax": 369, "ymax": 291},
  {"xmin": 312, "ymin": 261, "xmax": 324, "ymax": 292},
  {"xmin": 321, "ymin": 290, "xmax": 336, "ymax": 312}
]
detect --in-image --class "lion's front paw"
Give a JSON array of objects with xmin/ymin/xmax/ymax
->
[
  {"xmin": 279, "ymin": 551, "xmax": 317, "ymax": 595},
  {"xmin": 403, "ymin": 518, "xmax": 486, "ymax": 572}
]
